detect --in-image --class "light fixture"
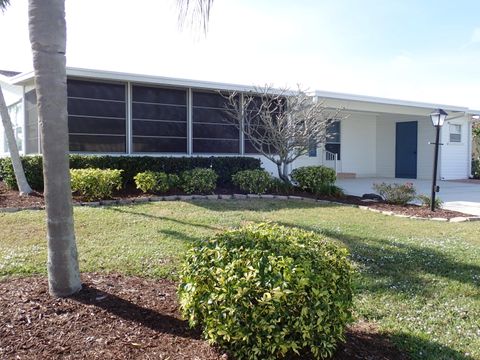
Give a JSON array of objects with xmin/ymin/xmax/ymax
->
[{"xmin": 430, "ymin": 108, "xmax": 448, "ymax": 127}]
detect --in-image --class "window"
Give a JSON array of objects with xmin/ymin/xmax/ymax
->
[
  {"xmin": 192, "ymin": 90, "xmax": 239, "ymax": 154},
  {"xmin": 308, "ymin": 137, "xmax": 317, "ymax": 157},
  {"xmin": 131, "ymin": 85, "xmax": 187, "ymax": 153},
  {"xmin": 67, "ymin": 79, "xmax": 126, "ymax": 153},
  {"xmin": 449, "ymin": 124, "xmax": 461, "ymax": 143},
  {"xmin": 24, "ymin": 90, "xmax": 39, "ymax": 154},
  {"xmin": 4, "ymin": 101, "xmax": 23, "ymax": 153},
  {"xmin": 325, "ymin": 120, "xmax": 341, "ymax": 160}
]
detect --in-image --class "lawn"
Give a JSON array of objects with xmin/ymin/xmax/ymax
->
[{"xmin": 0, "ymin": 200, "xmax": 479, "ymax": 360}]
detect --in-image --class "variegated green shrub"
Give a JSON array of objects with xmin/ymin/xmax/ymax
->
[
  {"xmin": 70, "ymin": 168, "xmax": 123, "ymax": 201},
  {"xmin": 178, "ymin": 223, "xmax": 354, "ymax": 360}
]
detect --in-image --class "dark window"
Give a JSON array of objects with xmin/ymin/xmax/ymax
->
[
  {"xmin": 67, "ymin": 79, "xmax": 126, "ymax": 153},
  {"xmin": 133, "ymin": 137, "xmax": 187, "ymax": 153},
  {"xmin": 308, "ymin": 137, "xmax": 317, "ymax": 157},
  {"xmin": 192, "ymin": 90, "xmax": 239, "ymax": 154},
  {"xmin": 132, "ymin": 86, "xmax": 186, "ymax": 105},
  {"xmin": 69, "ymin": 135, "xmax": 125, "ymax": 152},
  {"xmin": 67, "ymin": 79, "xmax": 125, "ymax": 101},
  {"xmin": 131, "ymin": 85, "xmax": 187, "ymax": 153},
  {"xmin": 326, "ymin": 120, "xmax": 341, "ymax": 160},
  {"xmin": 25, "ymin": 90, "xmax": 39, "ymax": 154}
]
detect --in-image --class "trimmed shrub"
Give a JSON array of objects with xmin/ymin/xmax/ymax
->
[
  {"xmin": 232, "ymin": 169, "xmax": 273, "ymax": 194},
  {"xmin": 270, "ymin": 177, "xmax": 295, "ymax": 194},
  {"xmin": 0, "ymin": 156, "xmax": 44, "ymax": 191},
  {"xmin": 179, "ymin": 223, "xmax": 354, "ymax": 360},
  {"xmin": 0, "ymin": 155, "xmax": 261, "ymax": 191},
  {"xmin": 473, "ymin": 158, "xmax": 480, "ymax": 179},
  {"xmin": 417, "ymin": 194, "xmax": 443, "ymax": 209},
  {"xmin": 373, "ymin": 182, "xmax": 416, "ymax": 205},
  {"xmin": 290, "ymin": 166, "xmax": 336, "ymax": 195},
  {"xmin": 181, "ymin": 168, "xmax": 218, "ymax": 194},
  {"xmin": 134, "ymin": 171, "xmax": 170, "ymax": 193},
  {"xmin": 70, "ymin": 168, "xmax": 123, "ymax": 201}
]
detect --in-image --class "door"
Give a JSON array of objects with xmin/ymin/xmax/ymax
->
[{"xmin": 395, "ymin": 121, "xmax": 417, "ymax": 178}]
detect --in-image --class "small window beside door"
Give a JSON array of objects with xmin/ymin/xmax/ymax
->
[{"xmin": 449, "ymin": 124, "xmax": 461, "ymax": 143}]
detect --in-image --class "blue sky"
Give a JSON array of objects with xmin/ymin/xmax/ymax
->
[{"xmin": 1, "ymin": 0, "xmax": 479, "ymax": 108}]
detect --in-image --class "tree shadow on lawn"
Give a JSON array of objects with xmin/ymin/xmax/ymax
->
[
  {"xmin": 185, "ymin": 198, "xmax": 338, "ymax": 212},
  {"xmin": 105, "ymin": 206, "xmax": 221, "ymax": 231},
  {"xmin": 277, "ymin": 221, "xmax": 480, "ymax": 295}
]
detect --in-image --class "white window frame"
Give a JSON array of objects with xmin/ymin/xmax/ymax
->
[{"xmin": 449, "ymin": 123, "xmax": 462, "ymax": 144}]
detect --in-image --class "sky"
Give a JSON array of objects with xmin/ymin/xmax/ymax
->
[{"xmin": 1, "ymin": 0, "xmax": 480, "ymax": 109}]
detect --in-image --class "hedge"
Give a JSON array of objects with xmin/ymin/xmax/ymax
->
[{"xmin": 0, "ymin": 155, "xmax": 261, "ymax": 191}]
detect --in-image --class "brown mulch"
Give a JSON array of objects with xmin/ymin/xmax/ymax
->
[
  {"xmin": 0, "ymin": 182, "xmax": 44, "ymax": 209},
  {"xmin": 0, "ymin": 274, "xmax": 408, "ymax": 360},
  {"xmin": 0, "ymin": 180, "xmax": 467, "ymax": 219}
]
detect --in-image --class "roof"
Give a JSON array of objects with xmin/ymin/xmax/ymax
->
[
  {"xmin": 0, "ymin": 70, "xmax": 21, "ymax": 77},
  {"xmin": 3, "ymin": 67, "xmax": 480, "ymax": 115}
]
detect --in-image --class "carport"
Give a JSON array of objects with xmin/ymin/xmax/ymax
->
[{"xmin": 336, "ymin": 178, "xmax": 480, "ymax": 216}]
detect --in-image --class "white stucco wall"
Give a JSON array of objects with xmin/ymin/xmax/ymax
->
[
  {"xmin": 440, "ymin": 117, "xmax": 470, "ymax": 180},
  {"xmin": 340, "ymin": 113, "xmax": 377, "ymax": 177}
]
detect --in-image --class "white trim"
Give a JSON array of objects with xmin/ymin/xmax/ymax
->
[
  {"xmin": 187, "ymin": 88, "xmax": 193, "ymax": 155},
  {"xmin": 126, "ymin": 82, "xmax": 132, "ymax": 154}
]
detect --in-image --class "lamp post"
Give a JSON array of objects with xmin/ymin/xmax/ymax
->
[{"xmin": 429, "ymin": 109, "xmax": 448, "ymax": 211}]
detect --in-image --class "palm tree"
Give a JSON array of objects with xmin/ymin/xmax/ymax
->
[
  {"xmin": 0, "ymin": 86, "xmax": 33, "ymax": 195},
  {"xmin": 23, "ymin": 0, "xmax": 213, "ymax": 297},
  {"xmin": 28, "ymin": 0, "xmax": 81, "ymax": 297}
]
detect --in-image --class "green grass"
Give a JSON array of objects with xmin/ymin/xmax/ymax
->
[{"xmin": 1, "ymin": 200, "xmax": 479, "ymax": 359}]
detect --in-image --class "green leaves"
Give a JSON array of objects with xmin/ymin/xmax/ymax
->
[
  {"xmin": 232, "ymin": 169, "xmax": 273, "ymax": 194},
  {"xmin": 70, "ymin": 168, "xmax": 123, "ymax": 201},
  {"xmin": 290, "ymin": 166, "xmax": 338, "ymax": 196},
  {"xmin": 134, "ymin": 171, "xmax": 175, "ymax": 194},
  {"xmin": 178, "ymin": 223, "xmax": 354, "ymax": 359},
  {"xmin": 181, "ymin": 167, "xmax": 218, "ymax": 194}
]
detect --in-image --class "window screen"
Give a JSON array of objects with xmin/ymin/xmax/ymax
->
[
  {"xmin": 192, "ymin": 91, "xmax": 239, "ymax": 154},
  {"xmin": 67, "ymin": 79, "xmax": 126, "ymax": 153},
  {"xmin": 326, "ymin": 120, "xmax": 341, "ymax": 160},
  {"xmin": 132, "ymin": 85, "xmax": 187, "ymax": 153},
  {"xmin": 449, "ymin": 124, "xmax": 461, "ymax": 143}
]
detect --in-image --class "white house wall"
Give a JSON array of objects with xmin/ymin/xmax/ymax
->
[
  {"xmin": 341, "ymin": 113, "xmax": 377, "ymax": 177},
  {"xmin": 440, "ymin": 116, "xmax": 470, "ymax": 180}
]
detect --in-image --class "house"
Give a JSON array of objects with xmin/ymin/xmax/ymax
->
[{"xmin": 1, "ymin": 67, "xmax": 478, "ymax": 180}]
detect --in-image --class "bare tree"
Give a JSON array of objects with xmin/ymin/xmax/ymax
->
[
  {"xmin": 225, "ymin": 86, "xmax": 343, "ymax": 183},
  {"xmin": 177, "ymin": 0, "xmax": 214, "ymax": 33},
  {"xmin": 0, "ymin": 86, "xmax": 33, "ymax": 195}
]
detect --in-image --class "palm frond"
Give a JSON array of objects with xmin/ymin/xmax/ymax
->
[
  {"xmin": 0, "ymin": 0, "xmax": 10, "ymax": 12},
  {"xmin": 177, "ymin": 0, "xmax": 214, "ymax": 34}
]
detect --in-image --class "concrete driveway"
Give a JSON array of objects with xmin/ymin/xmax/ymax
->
[{"xmin": 336, "ymin": 178, "xmax": 480, "ymax": 216}]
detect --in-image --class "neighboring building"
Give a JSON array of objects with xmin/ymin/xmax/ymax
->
[{"xmin": 1, "ymin": 67, "xmax": 478, "ymax": 180}]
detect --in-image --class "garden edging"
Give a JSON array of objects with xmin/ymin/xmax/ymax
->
[{"xmin": 1, "ymin": 193, "xmax": 479, "ymax": 223}]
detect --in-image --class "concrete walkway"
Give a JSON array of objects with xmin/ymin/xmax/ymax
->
[{"xmin": 336, "ymin": 178, "xmax": 480, "ymax": 216}]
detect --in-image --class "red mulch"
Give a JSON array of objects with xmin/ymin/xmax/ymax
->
[
  {"xmin": 0, "ymin": 180, "xmax": 467, "ymax": 219},
  {"xmin": 0, "ymin": 274, "xmax": 408, "ymax": 360}
]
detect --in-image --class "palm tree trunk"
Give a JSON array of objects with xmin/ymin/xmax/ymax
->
[
  {"xmin": 28, "ymin": 0, "xmax": 81, "ymax": 297},
  {"xmin": 0, "ymin": 87, "xmax": 32, "ymax": 195}
]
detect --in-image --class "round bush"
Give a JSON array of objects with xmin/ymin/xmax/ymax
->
[
  {"xmin": 181, "ymin": 167, "xmax": 218, "ymax": 194},
  {"xmin": 179, "ymin": 223, "xmax": 354, "ymax": 360},
  {"xmin": 70, "ymin": 168, "xmax": 123, "ymax": 201},
  {"xmin": 290, "ymin": 166, "xmax": 336, "ymax": 195},
  {"xmin": 134, "ymin": 171, "xmax": 170, "ymax": 193},
  {"xmin": 232, "ymin": 169, "xmax": 273, "ymax": 194}
]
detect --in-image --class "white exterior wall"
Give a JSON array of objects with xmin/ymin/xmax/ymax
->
[
  {"xmin": 341, "ymin": 113, "xmax": 376, "ymax": 177},
  {"xmin": 375, "ymin": 114, "xmax": 435, "ymax": 179},
  {"xmin": 440, "ymin": 117, "xmax": 470, "ymax": 180}
]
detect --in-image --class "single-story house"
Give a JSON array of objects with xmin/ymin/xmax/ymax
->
[{"xmin": 1, "ymin": 67, "xmax": 478, "ymax": 180}]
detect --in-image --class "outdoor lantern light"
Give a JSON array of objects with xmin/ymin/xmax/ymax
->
[
  {"xmin": 429, "ymin": 109, "xmax": 448, "ymax": 211},
  {"xmin": 430, "ymin": 109, "xmax": 448, "ymax": 127}
]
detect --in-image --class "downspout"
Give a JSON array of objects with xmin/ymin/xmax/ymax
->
[{"xmin": 468, "ymin": 117, "xmax": 473, "ymax": 178}]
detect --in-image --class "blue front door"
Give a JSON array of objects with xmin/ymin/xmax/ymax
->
[{"xmin": 395, "ymin": 121, "xmax": 417, "ymax": 179}]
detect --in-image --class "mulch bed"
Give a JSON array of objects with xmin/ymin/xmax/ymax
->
[
  {"xmin": 0, "ymin": 180, "xmax": 466, "ymax": 219},
  {"xmin": 0, "ymin": 273, "xmax": 408, "ymax": 360}
]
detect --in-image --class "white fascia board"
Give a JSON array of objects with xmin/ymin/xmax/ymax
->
[{"xmin": 315, "ymin": 89, "xmax": 469, "ymax": 113}]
